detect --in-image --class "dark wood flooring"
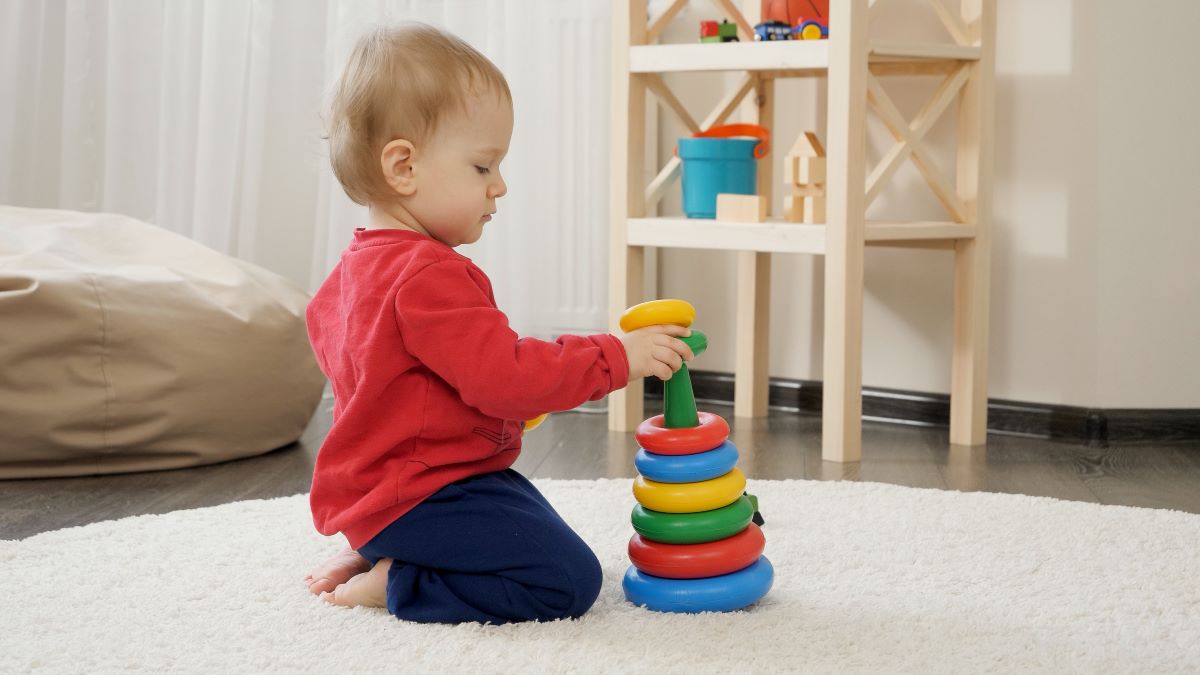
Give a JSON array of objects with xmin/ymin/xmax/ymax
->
[{"xmin": 3, "ymin": 399, "xmax": 1199, "ymax": 540}]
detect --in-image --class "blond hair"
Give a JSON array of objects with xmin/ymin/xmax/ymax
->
[{"xmin": 324, "ymin": 23, "xmax": 512, "ymax": 205}]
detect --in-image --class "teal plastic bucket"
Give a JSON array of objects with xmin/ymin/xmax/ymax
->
[{"xmin": 678, "ymin": 137, "xmax": 759, "ymax": 219}]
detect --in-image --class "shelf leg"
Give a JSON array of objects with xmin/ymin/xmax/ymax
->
[
  {"xmin": 822, "ymin": 0, "xmax": 869, "ymax": 463},
  {"xmin": 608, "ymin": 0, "xmax": 647, "ymax": 432},
  {"xmin": 728, "ymin": 63, "xmax": 774, "ymax": 419},
  {"xmin": 735, "ymin": 251, "xmax": 771, "ymax": 417},
  {"xmin": 951, "ymin": 237, "xmax": 989, "ymax": 445},
  {"xmin": 950, "ymin": 0, "xmax": 996, "ymax": 446},
  {"xmin": 608, "ymin": 245, "xmax": 645, "ymax": 432}
]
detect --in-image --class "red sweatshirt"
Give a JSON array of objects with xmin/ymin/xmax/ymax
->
[{"xmin": 306, "ymin": 228, "xmax": 629, "ymax": 548}]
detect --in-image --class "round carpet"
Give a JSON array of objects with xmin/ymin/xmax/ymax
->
[{"xmin": 3, "ymin": 478, "xmax": 1197, "ymax": 673}]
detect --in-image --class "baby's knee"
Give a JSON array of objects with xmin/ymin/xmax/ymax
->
[
  {"xmin": 559, "ymin": 547, "xmax": 602, "ymax": 619},
  {"xmin": 526, "ymin": 546, "xmax": 602, "ymax": 622}
]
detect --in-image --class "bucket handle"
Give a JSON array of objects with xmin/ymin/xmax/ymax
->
[{"xmin": 675, "ymin": 124, "xmax": 771, "ymax": 160}]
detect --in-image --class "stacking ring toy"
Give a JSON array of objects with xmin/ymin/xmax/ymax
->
[
  {"xmin": 619, "ymin": 299, "xmax": 695, "ymax": 332},
  {"xmin": 623, "ymin": 556, "xmax": 774, "ymax": 613},
  {"xmin": 632, "ymin": 495, "xmax": 755, "ymax": 544},
  {"xmin": 635, "ymin": 412, "xmax": 730, "ymax": 455},
  {"xmin": 633, "ymin": 468, "xmax": 745, "ymax": 513},
  {"xmin": 635, "ymin": 441, "xmax": 739, "ymax": 483},
  {"xmin": 628, "ymin": 523, "xmax": 765, "ymax": 579}
]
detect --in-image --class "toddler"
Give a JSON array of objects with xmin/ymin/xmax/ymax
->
[{"xmin": 302, "ymin": 23, "xmax": 693, "ymax": 624}]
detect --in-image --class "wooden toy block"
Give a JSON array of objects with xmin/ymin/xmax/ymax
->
[
  {"xmin": 784, "ymin": 155, "xmax": 826, "ymax": 186},
  {"xmin": 798, "ymin": 156, "xmax": 825, "ymax": 185},
  {"xmin": 791, "ymin": 183, "xmax": 825, "ymax": 198},
  {"xmin": 784, "ymin": 192, "xmax": 826, "ymax": 224},
  {"xmin": 716, "ymin": 193, "xmax": 767, "ymax": 222},
  {"xmin": 787, "ymin": 131, "xmax": 826, "ymax": 159},
  {"xmin": 804, "ymin": 195, "xmax": 825, "ymax": 224},
  {"xmin": 784, "ymin": 195, "xmax": 802, "ymax": 223}
]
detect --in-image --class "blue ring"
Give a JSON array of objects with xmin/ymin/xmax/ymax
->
[
  {"xmin": 635, "ymin": 441, "xmax": 739, "ymax": 483},
  {"xmin": 623, "ymin": 556, "xmax": 774, "ymax": 613}
]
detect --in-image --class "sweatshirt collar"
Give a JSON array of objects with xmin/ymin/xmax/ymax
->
[{"xmin": 351, "ymin": 227, "xmax": 438, "ymax": 250}]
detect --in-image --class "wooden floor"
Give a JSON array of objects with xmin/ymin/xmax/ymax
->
[{"xmin": 4, "ymin": 399, "xmax": 1199, "ymax": 540}]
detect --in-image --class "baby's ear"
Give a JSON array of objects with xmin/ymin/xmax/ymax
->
[{"xmin": 380, "ymin": 139, "xmax": 417, "ymax": 196}]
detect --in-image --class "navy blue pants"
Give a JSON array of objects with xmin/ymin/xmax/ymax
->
[{"xmin": 357, "ymin": 470, "xmax": 603, "ymax": 625}]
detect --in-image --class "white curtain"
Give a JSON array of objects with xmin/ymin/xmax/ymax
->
[{"xmin": 0, "ymin": 0, "xmax": 614, "ymax": 337}]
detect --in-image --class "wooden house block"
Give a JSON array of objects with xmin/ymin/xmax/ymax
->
[
  {"xmin": 798, "ymin": 156, "xmax": 826, "ymax": 185},
  {"xmin": 716, "ymin": 193, "xmax": 767, "ymax": 222},
  {"xmin": 788, "ymin": 131, "xmax": 826, "ymax": 159},
  {"xmin": 783, "ymin": 195, "xmax": 803, "ymax": 222},
  {"xmin": 785, "ymin": 155, "xmax": 826, "ymax": 186},
  {"xmin": 784, "ymin": 191, "xmax": 826, "ymax": 224},
  {"xmin": 804, "ymin": 195, "xmax": 826, "ymax": 224}
]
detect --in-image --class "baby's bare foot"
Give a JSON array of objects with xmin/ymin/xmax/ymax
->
[
  {"xmin": 320, "ymin": 557, "xmax": 391, "ymax": 609},
  {"xmin": 304, "ymin": 546, "xmax": 372, "ymax": 596}
]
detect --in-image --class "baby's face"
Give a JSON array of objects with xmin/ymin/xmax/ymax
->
[{"xmin": 407, "ymin": 88, "xmax": 513, "ymax": 247}]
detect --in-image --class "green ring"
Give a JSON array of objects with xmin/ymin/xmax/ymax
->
[{"xmin": 631, "ymin": 495, "xmax": 755, "ymax": 544}]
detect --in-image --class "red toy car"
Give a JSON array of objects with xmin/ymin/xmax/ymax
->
[{"xmin": 761, "ymin": 0, "xmax": 829, "ymax": 39}]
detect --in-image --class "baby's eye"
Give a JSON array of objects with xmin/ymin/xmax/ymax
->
[{"xmin": 475, "ymin": 165, "xmax": 490, "ymax": 175}]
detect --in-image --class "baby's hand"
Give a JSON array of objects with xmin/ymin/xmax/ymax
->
[{"xmin": 621, "ymin": 325, "xmax": 694, "ymax": 381}]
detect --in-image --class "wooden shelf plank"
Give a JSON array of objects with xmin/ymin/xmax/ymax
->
[
  {"xmin": 626, "ymin": 217, "xmax": 974, "ymax": 254},
  {"xmin": 865, "ymin": 220, "xmax": 975, "ymax": 240},
  {"xmin": 629, "ymin": 217, "xmax": 827, "ymax": 254},
  {"xmin": 869, "ymin": 41, "xmax": 980, "ymax": 62},
  {"xmin": 630, "ymin": 41, "xmax": 828, "ymax": 73},
  {"xmin": 628, "ymin": 41, "xmax": 978, "ymax": 74}
]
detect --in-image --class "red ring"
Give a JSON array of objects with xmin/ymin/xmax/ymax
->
[
  {"xmin": 635, "ymin": 412, "xmax": 730, "ymax": 455},
  {"xmin": 628, "ymin": 523, "xmax": 765, "ymax": 579}
]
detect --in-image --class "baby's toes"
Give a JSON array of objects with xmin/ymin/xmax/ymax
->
[
  {"xmin": 320, "ymin": 585, "xmax": 354, "ymax": 608},
  {"xmin": 308, "ymin": 577, "xmax": 337, "ymax": 596}
]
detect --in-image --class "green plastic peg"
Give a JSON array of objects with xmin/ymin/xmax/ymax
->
[{"xmin": 664, "ymin": 330, "xmax": 708, "ymax": 429}]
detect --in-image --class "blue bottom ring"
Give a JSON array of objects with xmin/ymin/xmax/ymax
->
[{"xmin": 623, "ymin": 556, "xmax": 774, "ymax": 613}]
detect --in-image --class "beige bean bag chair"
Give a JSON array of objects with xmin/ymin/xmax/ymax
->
[{"xmin": 0, "ymin": 206, "xmax": 326, "ymax": 478}]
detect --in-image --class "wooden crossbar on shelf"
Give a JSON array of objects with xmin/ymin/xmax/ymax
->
[
  {"xmin": 644, "ymin": 72, "xmax": 756, "ymax": 210},
  {"xmin": 865, "ymin": 65, "xmax": 971, "ymax": 221},
  {"xmin": 646, "ymin": 0, "xmax": 687, "ymax": 44},
  {"xmin": 644, "ymin": 73, "xmax": 700, "ymax": 133}
]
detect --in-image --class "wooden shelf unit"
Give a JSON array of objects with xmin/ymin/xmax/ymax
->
[{"xmin": 609, "ymin": 0, "xmax": 996, "ymax": 462}]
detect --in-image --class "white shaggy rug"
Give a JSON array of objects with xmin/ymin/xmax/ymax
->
[{"xmin": 3, "ymin": 479, "xmax": 1199, "ymax": 674}]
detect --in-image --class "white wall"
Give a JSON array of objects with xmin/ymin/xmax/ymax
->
[
  {"xmin": 653, "ymin": 0, "xmax": 1200, "ymax": 409},
  {"xmin": 1094, "ymin": 1, "xmax": 1200, "ymax": 408}
]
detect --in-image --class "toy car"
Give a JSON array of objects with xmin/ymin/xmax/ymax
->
[
  {"xmin": 754, "ymin": 20, "xmax": 792, "ymax": 41},
  {"xmin": 793, "ymin": 18, "xmax": 828, "ymax": 40},
  {"xmin": 700, "ymin": 19, "xmax": 740, "ymax": 43}
]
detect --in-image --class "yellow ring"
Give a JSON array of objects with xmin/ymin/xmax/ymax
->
[
  {"xmin": 524, "ymin": 413, "xmax": 548, "ymax": 432},
  {"xmin": 633, "ymin": 467, "xmax": 746, "ymax": 513},
  {"xmin": 619, "ymin": 299, "xmax": 696, "ymax": 333}
]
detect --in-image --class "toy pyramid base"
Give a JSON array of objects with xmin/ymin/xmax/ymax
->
[{"xmin": 622, "ymin": 556, "xmax": 774, "ymax": 613}]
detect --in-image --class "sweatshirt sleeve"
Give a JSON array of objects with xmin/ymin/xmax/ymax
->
[{"xmin": 393, "ymin": 259, "xmax": 630, "ymax": 421}]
